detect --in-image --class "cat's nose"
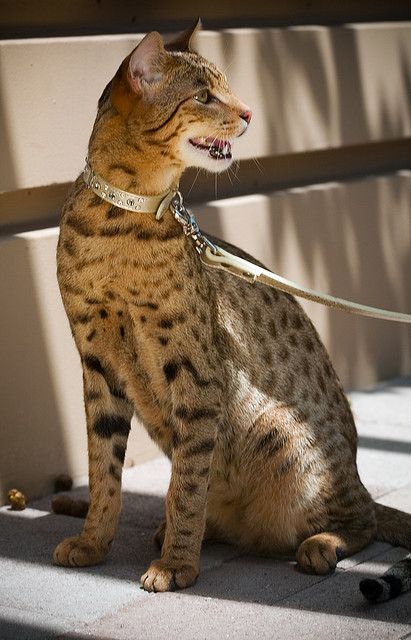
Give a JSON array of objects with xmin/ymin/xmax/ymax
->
[{"xmin": 240, "ymin": 110, "xmax": 252, "ymax": 125}]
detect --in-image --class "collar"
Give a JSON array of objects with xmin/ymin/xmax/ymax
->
[{"xmin": 82, "ymin": 159, "xmax": 176, "ymax": 220}]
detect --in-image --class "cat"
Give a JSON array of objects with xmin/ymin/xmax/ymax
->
[{"xmin": 54, "ymin": 21, "xmax": 411, "ymax": 600}]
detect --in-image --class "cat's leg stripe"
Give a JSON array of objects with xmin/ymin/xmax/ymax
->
[
  {"xmin": 113, "ymin": 444, "xmax": 126, "ymax": 464},
  {"xmin": 182, "ymin": 481, "xmax": 199, "ymax": 495},
  {"xmin": 183, "ymin": 438, "xmax": 215, "ymax": 457},
  {"xmin": 172, "ymin": 430, "xmax": 195, "ymax": 449},
  {"xmin": 109, "ymin": 463, "xmax": 121, "ymax": 481},
  {"xmin": 94, "ymin": 414, "xmax": 131, "ymax": 439},
  {"xmin": 174, "ymin": 406, "xmax": 219, "ymax": 422},
  {"xmin": 84, "ymin": 355, "xmax": 127, "ymax": 400},
  {"xmin": 164, "ymin": 358, "xmax": 214, "ymax": 387},
  {"xmin": 254, "ymin": 428, "xmax": 285, "ymax": 456},
  {"xmin": 84, "ymin": 354, "xmax": 105, "ymax": 375}
]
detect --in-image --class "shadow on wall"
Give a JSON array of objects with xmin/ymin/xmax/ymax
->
[
  {"xmin": 0, "ymin": 236, "xmax": 72, "ymax": 504},
  {"xmin": 401, "ymin": 41, "xmax": 411, "ymax": 117},
  {"xmin": 265, "ymin": 175, "xmax": 411, "ymax": 388},
  {"xmin": 257, "ymin": 28, "xmax": 332, "ymax": 152},
  {"xmin": 0, "ymin": 59, "xmax": 18, "ymax": 191},
  {"xmin": 252, "ymin": 26, "xmax": 411, "ymax": 153}
]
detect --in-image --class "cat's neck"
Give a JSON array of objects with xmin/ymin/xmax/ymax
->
[
  {"xmin": 88, "ymin": 115, "xmax": 183, "ymax": 196},
  {"xmin": 88, "ymin": 154, "xmax": 180, "ymax": 196}
]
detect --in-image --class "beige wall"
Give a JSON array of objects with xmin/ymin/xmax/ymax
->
[
  {"xmin": 1, "ymin": 25, "xmax": 411, "ymax": 193},
  {"xmin": 0, "ymin": 18, "xmax": 410, "ymax": 504}
]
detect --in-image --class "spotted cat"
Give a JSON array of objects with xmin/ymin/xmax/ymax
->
[{"xmin": 54, "ymin": 22, "xmax": 411, "ymax": 599}]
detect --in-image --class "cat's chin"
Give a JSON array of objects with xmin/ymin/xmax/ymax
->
[{"xmin": 182, "ymin": 138, "xmax": 234, "ymax": 173}]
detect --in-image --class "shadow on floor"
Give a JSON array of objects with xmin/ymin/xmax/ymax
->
[
  {"xmin": 0, "ymin": 618, "xmax": 102, "ymax": 640},
  {"xmin": 0, "ymin": 487, "xmax": 410, "ymax": 626}
]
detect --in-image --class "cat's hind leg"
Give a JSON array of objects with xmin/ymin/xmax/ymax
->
[
  {"xmin": 296, "ymin": 527, "xmax": 375, "ymax": 575},
  {"xmin": 53, "ymin": 355, "xmax": 134, "ymax": 567}
]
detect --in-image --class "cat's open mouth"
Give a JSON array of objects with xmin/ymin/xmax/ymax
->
[{"xmin": 189, "ymin": 137, "xmax": 232, "ymax": 160}]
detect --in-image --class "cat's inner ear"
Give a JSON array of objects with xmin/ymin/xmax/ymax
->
[
  {"xmin": 165, "ymin": 18, "xmax": 202, "ymax": 52},
  {"xmin": 128, "ymin": 31, "xmax": 166, "ymax": 92}
]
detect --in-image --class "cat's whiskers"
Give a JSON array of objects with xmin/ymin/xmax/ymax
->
[
  {"xmin": 225, "ymin": 167, "xmax": 233, "ymax": 187},
  {"xmin": 222, "ymin": 60, "xmax": 234, "ymax": 76},
  {"xmin": 227, "ymin": 162, "xmax": 240, "ymax": 184},
  {"xmin": 252, "ymin": 157, "xmax": 264, "ymax": 174},
  {"xmin": 187, "ymin": 167, "xmax": 202, "ymax": 197}
]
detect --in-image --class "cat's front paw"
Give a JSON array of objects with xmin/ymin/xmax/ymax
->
[
  {"xmin": 53, "ymin": 535, "xmax": 108, "ymax": 567},
  {"xmin": 140, "ymin": 559, "xmax": 198, "ymax": 592}
]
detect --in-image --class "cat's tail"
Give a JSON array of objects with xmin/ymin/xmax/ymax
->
[
  {"xmin": 359, "ymin": 503, "xmax": 411, "ymax": 602},
  {"xmin": 52, "ymin": 495, "xmax": 89, "ymax": 518}
]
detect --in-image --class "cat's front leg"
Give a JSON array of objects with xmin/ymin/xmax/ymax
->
[
  {"xmin": 53, "ymin": 356, "xmax": 134, "ymax": 567},
  {"xmin": 141, "ymin": 364, "xmax": 221, "ymax": 592}
]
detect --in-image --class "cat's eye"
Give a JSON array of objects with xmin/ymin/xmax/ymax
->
[{"xmin": 194, "ymin": 89, "xmax": 210, "ymax": 104}]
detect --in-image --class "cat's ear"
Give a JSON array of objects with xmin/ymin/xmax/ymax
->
[
  {"xmin": 111, "ymin": 32, "xmax": 165, "ymax": 117},
  {"xmin": 165, "ymin": 18, "xmax": 202, "ymax": 53},
  {"xmin": 128, "ymin": 31, "xmax": 166, "ymax": 92}
]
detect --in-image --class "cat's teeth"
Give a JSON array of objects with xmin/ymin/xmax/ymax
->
[{"xmin": 189, "ymin": 137, "xmax": 232, "ymax": 160}]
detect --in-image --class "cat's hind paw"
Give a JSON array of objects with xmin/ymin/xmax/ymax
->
[
  {"xmin": 140, "ymin": 559, "xmax": 198, "ymax": 592},
  {"xmin": 53, "ymin": 535, "xmax": 108, "ymax": 567}
]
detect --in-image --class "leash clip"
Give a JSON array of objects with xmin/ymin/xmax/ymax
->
[{"xmin": 170, "ymin": 191, "xmax": 218, "ymax": 255}]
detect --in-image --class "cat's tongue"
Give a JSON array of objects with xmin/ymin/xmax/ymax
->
[{"xmin": 190, "ymin": 137, "xmax": 232, "ymax": 160}]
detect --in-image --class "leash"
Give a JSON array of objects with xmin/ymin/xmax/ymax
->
[
  {"xmin": 82, "ymin": 161, "xmax": 411, "ymax": 325},
  {"xmin": 170, "ymin": 192, "xmax": 411, "ymax": 324}
]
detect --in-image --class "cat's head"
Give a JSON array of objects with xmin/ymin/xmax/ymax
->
[{"xmin": 100, "ymin": 21, "xmax": 251, "ymax": 175}]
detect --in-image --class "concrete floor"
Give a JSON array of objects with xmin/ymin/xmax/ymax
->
[{"xmin": 0, "ymin": 378, "xmax": 410, "ymax": 640}]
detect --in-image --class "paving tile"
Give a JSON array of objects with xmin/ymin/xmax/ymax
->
[
  {"xmin": 187, "ymin": 554, "xmax": 329, "ymax": 605},
  {"xmin": 348, "ymin": 377, "xmax": 411, "ymax": 430},
  {"xmin": 349, "ymin": 379, "xmax": 411, "ymax": 499},
  {"xmin": 65, "ymin": 547, "xmax": 411, "ymax": 640},
  {"xmin": 356, "ymin": 446, "xmax": 411, "ymax": 499},
  {"xmin": 0, "ymin": 554, "xmax": 142, "ymax": 623},
  {"xmin": 0, "ymin": 610, "xmax": 68, "ymax": 640},
  {"xmin": 337, "ymin": 541, "xmax": 392, "ymax": 570},
  {"xmin": 0, "ymin": 504, "xmax": 147, "ymax": 636},
  {"xmin": 278, "ymin": 545, "xmax": 411, "ymax": 632},
  {"xmin": 376, "ymin": 484, "xmax": 411, "ymax": 512},
  {"xmin": 59, "ymin": 544, "xmax": 411, "ymax": 640}
]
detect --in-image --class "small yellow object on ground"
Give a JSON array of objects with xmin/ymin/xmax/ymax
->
[{"xmin": 7, "ymin": 488, "xmax": 26, "ymax": 510}]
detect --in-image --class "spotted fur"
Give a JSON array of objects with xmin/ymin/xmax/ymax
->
[{"xmin": 54, "ymin": 24, "xmax": 411, "ymax": 598}]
